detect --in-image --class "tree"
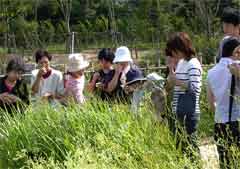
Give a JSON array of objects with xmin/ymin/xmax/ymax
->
[
  {"xmin": 56, "ymin": 0, "xmax": 72, "ymax": 52},
  {"xmin": 56, "ymin": 0, "xmax": 72, "ymax": 33}
]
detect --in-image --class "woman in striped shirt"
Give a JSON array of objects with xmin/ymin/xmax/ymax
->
[{"xmin": 166, "ymin": 32, "xmax": 202, "ymax": 161}]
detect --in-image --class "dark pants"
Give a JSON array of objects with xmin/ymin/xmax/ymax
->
[
  {"xmin": 214, "ymin": 122, "xmax": 240, "ymax": 169},
  {"xmin": 175, "ymin": 111, "xmax": 200, "ymax": 161}
]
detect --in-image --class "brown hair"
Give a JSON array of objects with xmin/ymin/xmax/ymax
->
[
  {"xmin": 166, "ymin": 32, "xmax": 196, "ymax": 61},
  {"xmin": 35, "ymin": 49, "xmax": 52, "ymax": 63}
]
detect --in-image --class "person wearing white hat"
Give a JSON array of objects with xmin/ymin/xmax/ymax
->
[
  {"xmin": 106, "ymin": 46, "xmax": 143, "ymax": 101},
  {"xmin": 64, "ymin": 53, "xmax": 89, "ymax": 104}
]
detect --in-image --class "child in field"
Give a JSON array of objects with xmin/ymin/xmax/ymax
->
[
  {"xmin": 65, "ymin": 53, "xmax": 89, "ymax": 104},
  {"xmin": 0, "ymin": 57, "xmax": 30, "ymax": 114}
]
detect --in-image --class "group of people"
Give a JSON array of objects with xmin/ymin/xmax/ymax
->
[
  {"xmin": 207, "ymin": 7, "xmax": 240, "ymax": 169},
  {"xmin": 163, "ymin": 7, "xmax": 240, "ymax": 168},
  {"xmin": 0, "ymin": 45, "xmax": 144, "ymax": 112},
  {"xmin": 0, "ymin": 6, "xmax": 239, "ymax": 169}
]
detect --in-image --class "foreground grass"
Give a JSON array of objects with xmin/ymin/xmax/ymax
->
[{"xmin": 0, "ymin": 99, "xmax": 201, "ymax": 169}]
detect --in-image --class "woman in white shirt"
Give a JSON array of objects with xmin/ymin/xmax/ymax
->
[
  {"xmin": 166, "ymin": 32, "xmax": 202, "ymax": 161},
  {"xmin": 31, "ymin": 50, "xmax": 64, "ymax": 103}
]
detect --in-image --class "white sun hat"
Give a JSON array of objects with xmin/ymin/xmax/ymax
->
[
  {"xmin": 67, "ymin": 53, "xmax": 89, "ymax": 72},
  {"xmin": 113, "ymin": 46, "xmax": 133, "ymax": 63}
]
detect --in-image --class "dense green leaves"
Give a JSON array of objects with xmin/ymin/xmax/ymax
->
[{"xmin": 0, "ymin": 0, "xmax": 239, "ymax": 62}]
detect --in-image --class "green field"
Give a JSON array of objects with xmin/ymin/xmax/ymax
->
[{"xmin": 0, "ymin": 70, "xmax": 239, "ymax": 169}]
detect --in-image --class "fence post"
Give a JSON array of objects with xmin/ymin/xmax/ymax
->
[
  {"xmin": 135, "ymin": 47, "xmax": 138, "ymax": 60},
  {"xmin": 71, "ymin": 32, "xmax": 75, "ymax": 54},
  {"xmin": 199, "ymin": 52, "xmax": 203, "ymax": 64}
]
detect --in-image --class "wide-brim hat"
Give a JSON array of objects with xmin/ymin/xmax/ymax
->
[
  {"xmin": 113, "ymin": 46, "xmax": 133, "ymax": 63},
  {"xmin": 67, "ymin": 53, "xmax": 89, "ymax": 72}
]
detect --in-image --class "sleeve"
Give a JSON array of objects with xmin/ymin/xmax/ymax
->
[
  {"xmin": 188, "ymin": 63, "xmax": 202, "ymax": 93},
  {"xmin": 56, "ymin": 73, "xmax": 64, "ymax": 95},
  {"xmin": 31, "ymin": 70, "xmax": 37, "ymax": 87}
]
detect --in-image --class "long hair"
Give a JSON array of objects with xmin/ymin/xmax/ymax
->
[{"xmin": 166, "ymin": 32, "xmax": 196, "ymax": 61}]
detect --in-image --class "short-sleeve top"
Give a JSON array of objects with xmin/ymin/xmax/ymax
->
[{"xmin": 31, "ymin": 69, "xmax": 64, "ymax": 97}]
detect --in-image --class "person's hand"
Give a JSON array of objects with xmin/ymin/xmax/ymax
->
[
  {"xmin": 96, "ymin": 82, "xmax": 104, "ymax": 90},
  {"xmin": 92, "ymin": 72, "xmax": 100, "ymax": 81},
  {"xmin": 124, "ymin": 84, "xmax": 139, "ymax": 94},
  {"xmin": 42, "ymin": 92, "xmax": 55, "ymax": 100},
  {"xmin": 166, "ymin": 56, "xmax": 177, "ymax": 71},
  {"xmin": 124, "ymin": 85, "xmax": 131, "ymax": 94},
  {"xmin": 115, "ymin": 64, "xmax": 124, "ymax": 74},
  {"xmin": 37, "ymin": 67, "xmax": 47, "ymax": 79},
  {"xmin": 167, "ymin": 68, "xmax": 177, "ymax": 85},
  {"xmin": 0, "ymin": 93, "xmax": 19, "ymax": 104},
  {"xmin": 87, "ymin": 72, "xmax": 101, "ymax": 92}
]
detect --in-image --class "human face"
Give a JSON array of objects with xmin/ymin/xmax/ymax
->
[
  {"xmin": 38, "ymin": 56, "xmax": 50, "ymax": 70},
  {"xmin": 223, "ymin": 23, "xmax": 239, "ymax": 36},
  {"xmin": 118, "ymin": 62, "xmax": 129, "ymax": 69},
  {"xmin": 99, "ymin": 59, "xmax": 112, "ymax": 70},
  {"xmin": 6, "ymin": 70, "xmax": 22, "ymax": 82},
  {"xmin": 171, "ymin": 50, "xmax": 184, "ymax": 61}
]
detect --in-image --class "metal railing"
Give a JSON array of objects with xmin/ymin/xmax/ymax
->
[{"xmin": 0, "ymin": 64, "xmax": 214, "ymax": 83}]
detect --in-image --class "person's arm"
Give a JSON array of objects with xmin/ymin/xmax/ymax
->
[
  {"xmin": 207, "ymin": 82, "xmax": 215, "ymax": 112},
  {"xmin": 0, "ymin": 93, "xmax": 16, "ymax": 104},
  {"xmin": 31, "ymin": 75, "xmax": 41, "ymax": 95},
  {"xmin": 31, "ymin": 68, "xmax": 46, "ymax": 94},
  {"xmin": 105, "ymin": 65, "xmax": 122, "ymax": 93},
  {"xmin": 167, "ymin": 67, "xmax": 188, "ymax": 90},
  {"xmin": 87, "ymin": 72, "xmax": 100, "ymax": 93},
  {"xmin": 187, "ymin": 65, "xmax": 202, "ymax": 93}
]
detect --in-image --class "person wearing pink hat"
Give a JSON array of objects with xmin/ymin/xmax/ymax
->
[{"xmin": 64, "ymin": 53, "xmax": 89, "ymax": 104}]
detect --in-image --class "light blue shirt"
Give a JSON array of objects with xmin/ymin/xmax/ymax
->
[{"xmin": 207, "ymin": 58, "xmax": 240, "ymax": 123}]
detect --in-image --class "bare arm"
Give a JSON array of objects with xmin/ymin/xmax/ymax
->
[
  {"xmin": 105, "ymin": 70, "xmax": 121, "ymax": 93},
  {"xmin": 31, "ymin": 76, "xmax": 42, "ymax": 95},
  {"xmin": 31, "ymin": 68, "xmax": 46, "ymax": 95},
  {"xmin": 87, "ymin": 72, "xmax": 100, "ymax": 93}
]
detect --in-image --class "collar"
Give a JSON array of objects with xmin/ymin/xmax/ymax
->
[
  {"xmin": 102, "ymin": 67, "xmax": 113, "ymax": 74},
  {"xmin": 219, "ymin": 58, "xmax": 234, "ymax": 66},
  {"xmin": 42, "ymin": 69, "xmax": 52, "ymax": 79}
]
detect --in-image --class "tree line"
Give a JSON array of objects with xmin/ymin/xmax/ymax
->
[{"xmin": 0, "ymin": 0, "xmax": 239, "ymax": 63}]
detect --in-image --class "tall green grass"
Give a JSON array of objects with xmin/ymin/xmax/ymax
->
[{"xmin": 0, "ymin": 99, "xmax": 201, "ymax": 169}]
